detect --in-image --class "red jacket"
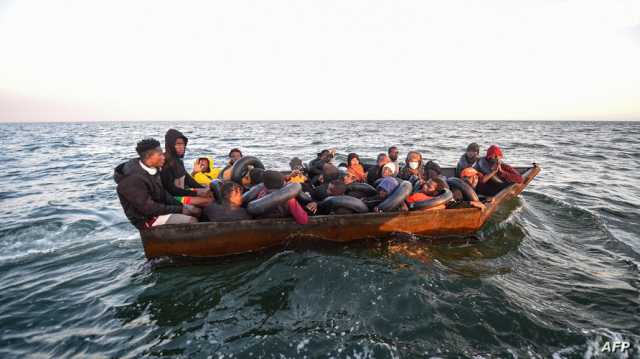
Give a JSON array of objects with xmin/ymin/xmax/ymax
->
[{"xmin": 498, "ymin": 163, "xmax": 524, "ymax": 184}]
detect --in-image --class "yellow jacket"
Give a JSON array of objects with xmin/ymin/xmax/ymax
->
[{"xmin": 192, "ymin": 157, "xmax": 222, "ymax": 186}]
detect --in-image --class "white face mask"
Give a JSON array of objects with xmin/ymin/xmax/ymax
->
[{"xmin": 409, "ymin": 161, "xmax": 419, "ymax": 170}]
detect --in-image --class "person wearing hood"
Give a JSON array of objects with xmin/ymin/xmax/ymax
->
[
  {"xmin": 310, "ymin": 163, "xmax": 341, "ymax": 201},
  {"xmin": 474, "ymin": 145, "xmax": 524, "ymax": 195},
  {"xmin": 114, "ymin": 138, "xmax": 201, "ymax": 229},
  {"xmin": 219, "ymin": 148, "xmax": 243, "ymax": 180},
  {"xmin": 398, "ymin": 151, "xmax": 425, "ymax": 181},
  {"xmin": 455, "ymin": 142, "xmax": 480, "ymax": 177},
  {"xmin": 308, "ymin": 149, "xmax": 336, "ymax": 177},
  {"xmin": 388, "ymin": 146, "xmax": 400, "ymax": 175},
  {"xmin": 254, "ymin": 171, "xmax": 316, "ymax": 224},
  {"xmin": 346, "ymin": 153, "xmax": 366, "ymax": 183},
  {"xmin": 161, "ymin": 129, "xmax": 211, "ymax": 207},
  {"xmin": 191, "ymin": 157, "xmax": 222, "ymax": 186}
]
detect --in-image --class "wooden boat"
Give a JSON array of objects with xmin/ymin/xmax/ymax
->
[{"xmin": 141, "ymin": 165, "xmax": 541, "ymax": 259}]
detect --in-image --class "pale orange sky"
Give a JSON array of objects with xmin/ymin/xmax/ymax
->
[{"xmin": 1, "ymin": 0, "xmax": 639, "ymax": 122}]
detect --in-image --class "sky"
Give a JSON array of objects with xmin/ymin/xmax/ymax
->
[{"xmin": 0, "ymin": 0, "xmax": 639, "ymax": 122}]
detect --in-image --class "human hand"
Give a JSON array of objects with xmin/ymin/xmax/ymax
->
[{"xmin": 305, "ymin": 202, "xmax": 318, "ymax": 214}]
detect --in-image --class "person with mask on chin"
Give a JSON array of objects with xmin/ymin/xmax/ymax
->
[
  {"xmin": 388, "ymin": 146, "xmax": 400, "ymax": 175},
  {"xmin": 455, "ymin": 142, "xmax": 480, "ymax": 177},
  {"xmin": 398, "ymin": 151, "xmax": 425, "ymax": 182},
  {"xmin": 474, "ymin": 144, "xmax": 524, "ymax": 195}
]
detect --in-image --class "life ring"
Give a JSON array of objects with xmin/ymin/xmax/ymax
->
[
  {"xmin": 319, "ymin": 195, "xmax": 369, "ymax": 214},
  {"xmin": 242, "ymin": 183, "xmax": 265, "ymax": 205},
  {"xmin": 231, "ymin": 156, "xmax": 265, "ymax": 184},
  {"xmin": 247, "ymin": 183, "xmax": 302, "ymax": 216},
  {"xmin": 346, "ymin": 183, "xmax": 377, "ymax": 197},
  {"xmin": 409, "ymin": 189, "xmax": 453, "ymax": 210},
  {"xmin": 447, "ymin": 177, "xmax": 480, "ymax": 202},
  {"xmin": 209, "ymin": 179, "xmax": 224, "ymax": 204},
  {"xmin": 377, "ymin": 180, "xmax": 412, "ymax": 212}
]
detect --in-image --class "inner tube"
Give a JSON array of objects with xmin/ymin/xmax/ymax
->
[
  {"xmin": 377, "ymin": 180, "xmax": 412, "ymax": 212},
  {"xmin": 447, "ymin": 177, "xmax": 480, "ymax": 202},
  {"xmin": 409, "ymin": 189, "xmax": 453, "ymax": 210},
  {"xmin": 209, "ymin": 179, "xmax": 224, "ymax": 204},
  {"xmin": 242, "ymin": 183, "xmax": 265, "ymax": 205},
  {"xmin": 247, "ymin": 183, "xmax": 302, "ymax": 216},
  {"xmin": 319, "ymin": 195, "xmax": 368, "ymax": 214},
  {"xmin": 231, "ymin": 156, "xmax": 265, "ymax": 184},
  {"xmin": 346, "ymin": 183, "xmax": 377, "ymax": 197}
]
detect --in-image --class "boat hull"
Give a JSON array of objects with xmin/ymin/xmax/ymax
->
[{"xmin": 140, "ymin": 165, "xmax": 540, "ymax": 259}]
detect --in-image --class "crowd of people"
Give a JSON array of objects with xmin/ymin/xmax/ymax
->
[{"xmin": 114, "ymin": 129, "xmax": 524, "ymax": 230}]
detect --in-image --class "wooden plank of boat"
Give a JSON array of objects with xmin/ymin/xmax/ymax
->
[{"xmin": 141, "ymin": 165, "xmax": 541, "ymax": 259}]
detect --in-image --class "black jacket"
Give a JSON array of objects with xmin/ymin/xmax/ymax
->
[
  {"xmin": 161, "ymin": 129, "xmax": 204, "ymax": 197},
  {"xmin": 114, "ymin": 159, "xmax": 183, "ymax": 229}
]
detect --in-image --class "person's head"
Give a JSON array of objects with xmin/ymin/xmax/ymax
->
[
  {"xmin": 347, "ymin": 153, "xmax": 360, "ymax": 167},
  {"xmin": 486, "ymin": 145, "xmax": 503, "ymax": 162},
  {"xmin": 229, "ymin": 148, "xmax": 243, "ymax": 164},
  {"xmin": 322, "ymin": 163, "xmax": 339, "ymax": 182},
  {"xmin": 317, "ymin": 149, "xmax": 333, "ymax": 162},
  {"xmin": 289, "ymin": 157, "xmax": 304, "ymax": 171},
  {"xmin": 328, "ymin": 179, "xmax": 347, "ymax": 196},
  {"xmin": 376, "ymin": 153, "xmax": 390, "ymax": 167},
  {"xmin": 405, "ymin": 151, "xmax": 423, "ymax": 170},
  {"xmin": 388, "ymin": 146, "xmax": 399, "ymax": 162},
  {"xmin": 422, "ymin": 179, "xmax": 439, "ymax": 194},
  {"xmin": 136, "ymin": 138, "xmax": 165, "ymax": 168},
  {"xmin": 164, "ymin": 129, "xmax": 188, "ymax": 159},
  {"xmin": 382, "ymin": 162, "xmax": 395, "ymax": 177},
  {"xmin": 424, "ymin": 160, "xmax": 442, "ymax": 180},
  {"xmin": 343, "ymin": 172, "xmax": 356, "ymax": 185},
  {"xmin": 465, "ymin": 143, "xmax": 480, "ymax": 161},
  {"xmin": 221, "ymin": 181, "xmax": 243, "ymax": 207},
  {"xmin": 263, "ymin": 170, "xmax": 285, "ymax": 190},
  {"xmin": 196, "ymin": 158, "xmax": 210, "ymax": 172},
  {"xmin": 249, "ymin": 167, "xmax": 265, "ymax": 185},
  {"xmin": 377, "ymin": 177, "xmax": 398, "ymax": 199},
  {"xmin": 460, "ymin": 167, "xmax": 480, "ymax": 189}
]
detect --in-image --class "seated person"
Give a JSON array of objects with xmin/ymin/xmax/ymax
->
[
  {"xmin": 346, "ymin": 153, "xmax": 366, "ymax": 183},
  {"xmin": 474, "ymin": 145, "xmax": 524, "ymax": 195},
  {"xmin": 203, "ymin": 181, "xmax": 252, "ymax": 222},
  {"xmin": 398, "ymin": 151, "xmax": 424, "ymax": 181},
  {"xmin": 451, "ymin": 167, "xmax": 485, "ymax": 209},
  {"xmin": 286, "ymin": 157, "xmax": 308, "ymax": 184},
  {"xmin": 254, "ymin": 171, "xmax": 316, "ymax": 223},
  {"xmin": 161, "ymin": 129, "xmax": 212, "ymax": 207},
  {"xmin": 366, "ymin": 153, "xmax": 390, "ymax": 185},
  {"xmin": 406, "ymin": 179, "xmax": 447, "ymax": 210},
  {"xmin": 424, "ymin": 160, "xmax": 444, "ymax": 181},
  {"xmin": 308, "ymin": 149, "xmax": 336, "ymax": 177},
  {"xmin": 191, "ymin": 157, "xmax": 222, "ymax": 186},
  {"xmin": 114, "ymin": 138, "xmax": 201, "ymax": 229},
  {"xmin": 371, "ymin": 177, "xmax": 408, "ymax": 212},
  {"xmin": 455, "ymin": 142, "xmax": 480, "ymax": 177},
  {"xmin": 219, "ymin": 148, "xmax": 243, "ymax": 180},
  {"xmin": 311, "ymin": 163, "xmax": 341, "ymax": 201},
  {"xmin": 388, "ymin": 146, "xmax": 400, "ymax": 175}
]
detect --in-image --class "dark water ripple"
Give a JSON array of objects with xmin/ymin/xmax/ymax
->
[{"xmin": 0, "ymin": 121, "xmax": 639, "ymax": 358}]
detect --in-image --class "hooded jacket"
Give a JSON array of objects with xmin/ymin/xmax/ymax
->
[
  {"xmin": 114, "ymin": 159, "xmax": 183, "ymax": 229},
  {"xmin": 192, "ymin": 157, "xmax": 222, "ymax": 186},
  {"xmin": 161, "ymin": 129, "xmax": 204, "ymax": 197}
]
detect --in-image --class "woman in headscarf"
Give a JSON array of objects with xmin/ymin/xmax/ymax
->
[{"xmin": 346, "ymin": 153, "xmax": 366, "ymax": 183}]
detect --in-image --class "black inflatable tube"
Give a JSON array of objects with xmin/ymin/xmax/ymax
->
[
  {"xmin": 242, "ymin": 183, "xmax": 265, "ymax": 205},
  {"xmin": 346, "ymin": 183, "xmax": 377, "ymax": 197},
  {"xmin": 247, "ymin": 183, "xmax": 302, "ymax": 216},
  {"xmin": 231, "ymin": 156, "xmax": 265, "ymax": 184},
  {"xmin": 319, "ymin": 195, "xmax": 369, "ymax": 214},
  {"xmin": 209, "ymin": 179, "xmax": 224, "ymax": 204},
  {"xmin": 409, "ymin": 188, "xmax": 453, "ymax": 210},
  {"xmin": 377, "ymin": 180, "xmax": 412, "ymax": 212},
  {"xmin": 447, "ymin": 177, "xmax": 480, "ymax": 202}
]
